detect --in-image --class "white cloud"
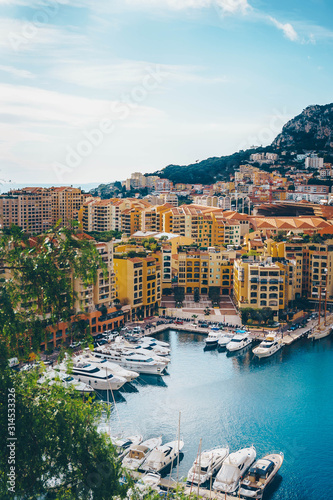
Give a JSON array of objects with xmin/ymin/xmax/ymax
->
[
  {"xmin": 0, "ymin": 17, "xmax": 86, "ymax": 53},
  {"xmin": 0, "ymin": 83, "xmax": 163, "ymax": 127},
  {"xmin": 0, "ymin": 65, "xmax": 34, "ymax": 78},
  {"xmin": 123, "ymin": 0, "xmax": 250, "ymax": 13},
  {"xmin": 49, "ymin": 60, "xmax": 228, "ymax": 90},
  {"xmin": 268, "ymin": 16, "xmax": 298, "ymax": 42}
]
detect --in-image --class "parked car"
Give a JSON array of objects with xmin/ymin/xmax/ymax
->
[
  {"xmin": 174, "ymin": 320, "xmax": 183, "ymax": 325},
  {"xmin": 69, "ymin": 341, "xmax": 81, "ymax": 349}
]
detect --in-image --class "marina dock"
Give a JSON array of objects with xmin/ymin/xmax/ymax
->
[
  {"xmin": 131, "ymin": 471, "xmax": 244, "ymax": 499},
  {"xmin": 141, "ymin": 321, "xmax": 313, "ymax": 346}
]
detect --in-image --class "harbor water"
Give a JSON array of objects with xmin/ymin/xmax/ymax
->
[{"xmin": 105, "ymin": 330, "xmax": 333, "ymax": 499}]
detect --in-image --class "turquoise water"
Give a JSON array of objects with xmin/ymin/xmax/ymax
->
[{"xmin": 107, "ymin": 331, "xmax": 333, "ymax": 499}]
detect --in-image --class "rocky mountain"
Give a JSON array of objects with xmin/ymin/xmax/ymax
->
[
  {"xmin": 272, "ymin": 103, "xmax": 333, "ymax": 151},
  {"xmin": 90, "ymin": 103, "xmax": 333, "ymax": 193}
]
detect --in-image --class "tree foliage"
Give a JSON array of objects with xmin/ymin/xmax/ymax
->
[
  {"xmin": 0, "ymin": 225, "xmax": 104, "ymax": 360},
  {"xmin": 0, "ymin": 364, "xmax": 128, "ymax": 499}
]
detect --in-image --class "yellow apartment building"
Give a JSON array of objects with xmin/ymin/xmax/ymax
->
[
  {"xmin": 114, "ymin": 251, "xmax": 162, "ymax": 320},
  {"xmin": 233, "ymin": 256, "xmax": 295, "ymax": 319},
  {"xmin": 176, "ymin": 247, "xmax": 235, "ymax": 296},
  {"xmin": 266, "ymin": 238, "xmax": 333, "ymax": 302}
]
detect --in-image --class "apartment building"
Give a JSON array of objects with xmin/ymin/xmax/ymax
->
[
  {"xmin": 73, "ymin": 240, "xmax": 116, "ymax": 314},
  {"xmin": 81, "ymin": 198, "xmax": 122, "ymax": 232},
  {"xmin": 176, "ymin": 247, "xmax": 235, "ymax": 296},
  {"xmin": 0, "ymin": 186, "xmax": 84, "ymax": 233},
  {"xmin": 266, "ymin": 238, "xmax": 333, "ymax": 302},
  {"xmin": 113, "ymin": 250, "xmax": 162, "ymax": 320},
  {"xmin": 233, "ymin": 256, "xmax": 294, "ymax": 319}
]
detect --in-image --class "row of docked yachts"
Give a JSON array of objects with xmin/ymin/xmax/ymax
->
[
  {"xmin": 115, "ymin": 433, "xmax": 284, "ymax": 500},
  {"xmin": 38, "ymin": 335, "xmax": 171, "ymax": 393},
  {"xmin": 109, "ymin": 433, "xmax": 184, "ymax": 473},
  {"xmin": 205, "ymin": 328, "xmax": 284, "ymax": 359},
  {"xmin": 188, "ymin": 444, "xmax": 283, "ymax": 499}
]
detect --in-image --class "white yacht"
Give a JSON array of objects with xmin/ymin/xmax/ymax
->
[
  {"xmin": 239, "ymin": 453, "xmax": 284, "ymax": 499},
  {"xmin": 141, "ymin": 440, "xmax": 184, "ymax": 473},
  {"xmin": 77, "ymin": 352, "xmax": 139, "ymax": 381},
  {"xmin": 122, "ymin": 436, "xmax": 162, "ymax": 471},
  {"xmin": 125, "ymin": 345, "xmax": 170, "ymax": 363},
  {"xmin": 213, "ymin": 446, "xmax": 256, "ymax": 494},
  {"xmin": 111, "ymin": 434, "xmax": 143, "ymax": 459},
  {"xmin": 218, "ymin": 333, "xmax": 234, "ymax": 348},
  {"xmin": 139, "ymin": 343, "xmax": 170, "ymax": 356},
  {"xmin": 135, "ymin": 472, "xmax": 161, "ymax": 493},
  {"xmin": 94, "ymin": 347, "xmax": 167, "ymax": 375},
  {"xmin": 226, "ymin": 334, "xmax": 252, "ymax": 352},
  {"xmin": 205, "ymin": 329, "xmax": 222, "ymax": 347},
  {"xmin": 65, "ymin": 361, "xmax": 127, "ymax": 390},
  {"xmin": 187, "ymin": 446, "xmax": 229, "ymax": 485},
  {"xmin": 113, "ymin": 337, "xmax": 170, "ymax": 361},
  {"xmin": 38, "ymin": 369, "xmax": 94, "ymax": 395},
  {"xmin": 140, "ymin": 336, "xmax": 170, "ymax": 349},
  {"xmin": 252, "ymin": 334, "xmax": 283, "ymax": 358}
]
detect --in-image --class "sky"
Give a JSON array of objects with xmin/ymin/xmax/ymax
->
[{"xmin": 0, "ymin": 0, "xmax": 333, "ymax": 187}]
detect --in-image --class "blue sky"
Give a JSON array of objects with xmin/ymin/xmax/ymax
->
[{"xmin": 0, "ymin": 0, "xmax": 332, "ymax": 187}]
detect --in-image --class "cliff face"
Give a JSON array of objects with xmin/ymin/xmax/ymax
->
[{"xmin": 272, "ymin": 103, "xmax": 333, "ymax": 151}]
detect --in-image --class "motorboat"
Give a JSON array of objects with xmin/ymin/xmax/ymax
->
[
  {"xmin": 63, "ymin": 361, "xmax": 127, "ymax": 390},
  {"xmin": 239, "ymin": 453, "xmax": 284, "ymax": 499},
  {"xmin": 205, "ymin": 330, "xmax": 222, "ymax": 347},
  {"xmin": 213, "ymin": 446, "xmax": 256, "ymax": 494},
  {"xmin": 38, "ymin": 369, "xmax": 94, "ymax": 395},
  {"xmin": 226, "ymin": 334, "xmax": 252, "ymax": 352},
  {"xmin": 252, "ymin": 334, "xmax": 283, "ymax": 358},
  {"xmin": 140, "ymin": 336, "xmax": 170, "ymax": 349},
  {"xmin": 110, "ymin": 434, "xmax": 143, "ymax": 459},
  {"xmin": 138, "ymin": 343, "xmax": 170, "ymax": 356},
  {"xmin": 113, "ymin": 337, "xmax": 170, "ymax": 361},
  {"xmin": 141, "ymin": 440, "xmax": 184, "ymax": 473},
  {"xmin": 135, "ymin": 472, "xmax": 161, "ymax": 493},
  {"xmin": 126, "ymin": 344, "xmax": 170, "ymax": 362},
  {"xmin": 218, "ymin": 333, "xmax": 235, "ymax": 348},
  {"xmin": 187, "ymin": 446, "xmax": 229, "ymax": 485},
  {"xmin": 94, "ymin": 347, "xmax": 167, "ymax": 375},
  {"xmin": 122, "ymin": 436, "xmax": 162, "ymax": 471},
  {"xmin": 76, "ymin": 352, "xmax": 139, "ymax": 381}
]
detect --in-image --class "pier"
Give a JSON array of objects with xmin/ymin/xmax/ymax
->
[
  {"xmin": 131, "ymin": 471, "xmax": 243, "ymax": 499},
  {"xmin": 140, "ymin": 320, "xmax": 313, "ymax": 346}
]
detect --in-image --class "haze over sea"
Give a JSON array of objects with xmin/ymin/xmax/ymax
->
[{"xmin": 106, "ymin": 331, "xmax": 333, "ymax": 500}]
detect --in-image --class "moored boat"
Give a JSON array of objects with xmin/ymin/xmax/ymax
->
[
  {"xmin": 94, "ymin": 347, "xmax": 167, "ymax": 375},
  {"xmin": 252, "ymin": 334, "xmax": 283, "ymax": 358},
  {"xmin": 122, "ymin": 436, "xmax": 162, "ymax": 471},
  {"xmin": 205, "ymin": 327, "xmax": 224, "ymax": 347},
  {"xmin": 226, "ymin": 334, "xmax": 252, "ymax": 352},
  {"xmin": 218, "ymin": 333, "xmax": 234, "ymax": 348},
  {"xmin": 213, "ymin": 446, "xmax": 256, "ymax": 494},
  {"xmin": 239, "ymin": 452, "xmax": 284, "ymax": 499},
  {"xmin": 187, "ymin": 445, "xmax": 229, "ymax": 485},
  {"xmin": 111, "ymin": 434, "xmax": 143, "ymax": 459},
  {"xmin": 141, "ymin": 440, "xmax": 184, "ymax": 473}
]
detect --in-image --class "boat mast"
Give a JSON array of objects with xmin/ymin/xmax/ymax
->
[
  {"xmin": 197, "ymin": 437, "xmax": 202, "ymax": 498},
  {"xmin": 176, "ymin": 411, "xmax": 181, "ymax": 484},
  {"xmin": 324, "ymin": 269, "xmax": 328, "ymax": 326}
]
